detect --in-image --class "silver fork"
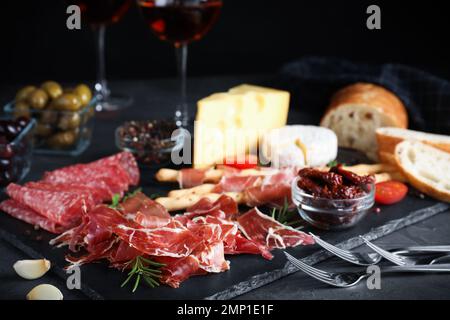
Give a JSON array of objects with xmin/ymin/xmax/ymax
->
[
  {"xmin": 310, "ymin": 233, "xmax": 380, "ymax": 266},
  {"xmin": 360, "ymin": 236, "xmax": 413, "ymax": 266},
  {"xmin": 310, "ymin": 233, "xmax": 450, "ymax": 266},
  {"xmin": 284, "ymin": 252, "xmax": 450, "ymax": 288}
]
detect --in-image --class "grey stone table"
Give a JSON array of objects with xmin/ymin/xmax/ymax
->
[{"xmin": 0, "ymin": 76, "xmax": 449, "ymax": 300}]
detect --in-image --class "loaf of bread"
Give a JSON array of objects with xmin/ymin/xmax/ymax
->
[
  {"xmin": 377, "ymin": 127, "xmax": 450, "ymax": 165},
  {"xmin": 320, "ymin": 83, "xmax": 408, "ymax": 160},
  {"xmin": 395, "ymin": 141, "xmax": 450, "ymax": 203}
]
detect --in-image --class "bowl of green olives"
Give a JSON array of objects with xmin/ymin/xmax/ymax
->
[{"xmin": 4, "ymin": 81, "xmax": 96, "ymax": 156}]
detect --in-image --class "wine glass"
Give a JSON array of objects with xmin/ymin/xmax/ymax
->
[
  {"xmin": 137, "ymin": 0, "xmax": 223, "ymax": 127},
  {"xmin": 74, "ymin": 0, "xmax": 133, "ymax": 111}
]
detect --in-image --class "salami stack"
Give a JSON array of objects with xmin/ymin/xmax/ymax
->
[{"xmin": 0, "ymin": 152, "xmax": 139, "ymax": 233}]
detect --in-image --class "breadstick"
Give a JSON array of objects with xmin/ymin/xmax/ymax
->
[
  {"xmin": 155, "ymin": 168, "xmax": 223, "ymax": 184},
  {"xmin": 155, "ymin": 167, "xmax": 275, "ymax": 183},
  {"xmin": 343, "ymin": 163, "xmax": 397, "ymax": 175},
  {"xmin": 374, "ymin": 172, "xmax": 406, "ymax": 183},
  {"xmin": 155, "ymin": 192, "xmax": 244, "ymax": 212},
  {"xmin": 168, "ymin": 184, "xmax": 216, "ymax": 198}
]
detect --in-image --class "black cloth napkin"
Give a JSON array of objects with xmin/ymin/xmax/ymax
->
[{"xmin": 279, "ymin": 56, "xmax": 450, "ymax": 134}]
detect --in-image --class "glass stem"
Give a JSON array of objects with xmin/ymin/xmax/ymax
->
[
  {"xmin": 175, "ymin": 43, "xmax": 188, "ymax": 127},
  {"xmin": 94, "ymin": 25, "xmax": 109, "ymax": 100}
]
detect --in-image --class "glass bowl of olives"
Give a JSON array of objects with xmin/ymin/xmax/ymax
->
[
  {"xmin": 4, "ymin": 81, "xmax": 95, "ymax": 156},
  {"xmin": 0, "ymin": 117, "xmax": 35, "ymax": 189}
]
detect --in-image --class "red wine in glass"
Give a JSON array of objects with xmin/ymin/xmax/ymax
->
[
  {"xmin": 137, "ymin": 0, "xmax": 223, "ymax": 127},
  {"xmin": 74, "ymin": 0, "xmax": 131, "ymax": 25},
  {"xmin": 72, "ymin": 0, "xmax": 133, "ymax": 111}
]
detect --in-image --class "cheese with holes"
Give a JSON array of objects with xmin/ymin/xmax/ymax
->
[
  {"xmin": 194, "ymin": 84, "xmax": 290, "ymax": 168},
  {"xmin": 261, "ymin": 125, "xmax": 338, "ymax": 168}
]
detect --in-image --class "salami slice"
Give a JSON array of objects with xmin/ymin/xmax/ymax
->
[
  {"xmin": 89, "ymin": 151, "xmax": 140, "ymax": 185},
  {"xmin": 0, "ymin": 199, "xmax": 65, "ymax": 234},
  {"xmin": 43, "ymin": 163, "xmax": 130, "ymax": 196},
  {"xmin": 6, "ymin": 183, "xmax": 89, "ymax": 227}
]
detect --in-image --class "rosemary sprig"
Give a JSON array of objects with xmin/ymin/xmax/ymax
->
[
  {"xmin": 121, "ymin": 256, "xmax": 165, "ymax": 292},
  {"xmin": 109, "ymin": 194, "xmax": 121, "ymax": 209},
  {"xmin": 327, "ymin": 160, "xmax": 346, "ymax": 167},
  {"xmin": 271, "ymin": 197, "xmax": 304, "ymax": 229}
]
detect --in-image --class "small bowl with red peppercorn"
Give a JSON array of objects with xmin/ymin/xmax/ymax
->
[
  {"xmin": 292, "ymin": 165, "xmax": 375, "ymax": 230},
  {"xmin": 0, "ymin": 117, "xmax": 35, "ymax": 189},
  {"xmin": 115, "ymin": 120, "xmax": 185, "ymax": 166}
]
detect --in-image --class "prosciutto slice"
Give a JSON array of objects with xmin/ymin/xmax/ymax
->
[
  {"xmin": 178, "ymin": 168, "xmax": 206, "ymax": 189},
  {"xmin": 185, "ymin": 194, "xmax": 238, "ymax": 220},
  {"xmin": 237, "ymin": 208, "xmax": 314, "ymax": 250},
  {"xmin": 89, "ymin": 206, "xmax": 202, "ymax": 258},
  {"xmin": 120, "ymin": 192, "xmax": 171, "ymax": 228},
  {"xmin": 212, "ymin": 175, "xmax": 262, "ymax": 193}
]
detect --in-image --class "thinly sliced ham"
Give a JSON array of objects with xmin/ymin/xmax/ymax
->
[
  {"xmin": 178, "ymin": 168, "xmax": 206, "ymax": 188},
  {"xmin": 193, "ymin": 241, "xmax": 230, "ymax": 273},
  {"xmin": 120, "ymin": 192, "xmax": 171, "ymax": 228},
  {"xmin": 228, "ymin": 233, "xmax": 274, "ymax": 260},
  {"xmin": 185, "ymin": 195, "xmax": 238, "ymax": 220},
  {"xmin": 237, "ymin": 208, "xmax": 314, "ymax": 250},
  {"xmin": 0, "ymin": 199, "xmax": 65, "ymax": 234},
  {"xmin": 89, "ymin": 206, "xmax": 202, "ymax": 258},
  {"xmin": 155, "ymin": 255, "xmax": 205, "ymax": 288},
  {"xmin": 244, "ymin": 184, "xmax": 292, "ymax": 207},
  {"xmin": 212, "ymin": 175, "xmax": 262, "ymax": 193}
]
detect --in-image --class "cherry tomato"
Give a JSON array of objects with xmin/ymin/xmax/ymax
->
[
  {"xmin": 223, "ymin": 154, "xmax": 258, "ymax": 170},
  {"xmin": 375, "ymin": 181, "xmax": 408, "ymax": 205}
]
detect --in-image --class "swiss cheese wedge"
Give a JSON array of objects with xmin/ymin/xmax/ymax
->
[{"xmin": 194, "ymin": 84, "xmax": 290, "ymax": 168}]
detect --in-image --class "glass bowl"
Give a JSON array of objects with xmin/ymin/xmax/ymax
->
[
  {"xmin": 0, "ymin": 117, "xmax": 35, "ymax": 189},
  {"xmin": 291, "ymin": 176, "xmax": 375, "ymax": 230},
  {"xmin": 4, "ymin": 98, "xmax": 96, "ymax": 156},
  {"xmin": 115, "ymin": 120, "xmax": 186, "ymax": 167}
]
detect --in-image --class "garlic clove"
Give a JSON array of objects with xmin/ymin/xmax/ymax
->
[
  {"xmin": 26, "ymin": 284, "xmax": 63, "ymax": 300},
  {"xmin": 13, "ymin": 259, "xmax": 51, "ymax": 280}
]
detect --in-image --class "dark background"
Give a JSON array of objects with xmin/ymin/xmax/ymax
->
[{"xmin": 1, "ymin": 0, "xmax": 450, "ymax": 85}]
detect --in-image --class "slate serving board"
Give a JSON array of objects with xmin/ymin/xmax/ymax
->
[{"xmin": 0, "ymin": 149, "xmax": 447, "ymax": 300}]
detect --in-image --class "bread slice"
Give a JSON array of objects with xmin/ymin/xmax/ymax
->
[
  {"xmin": 395, "ymin": 140, "xmax": 450, "ymax": 202},
  {"xmin": 377, "ymin": 127, "xmax": 450, "ymax": 165},
  {"xmin": 320, "ymin": 83, "xmax": 408, "ymax": 161}
]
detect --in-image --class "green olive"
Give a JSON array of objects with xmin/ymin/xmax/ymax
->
[
  {"xmin": 73, "ymin": 84, "xmax": 92, "ymax": 107},
  {"xmin": 41, "ymin": 81, "xmax": 63, "ymax": 100},
  {"xmin": 35, "ymin": 123, "xmax": 53, "ymax": 137},
  {"xmin": 14, "ymin": 101, "xmax": 31, "ymax": 118},
  {"xmin": 58, "ymin": 113, "xmax": 81, "ymax": 130},
  {"xmin": 39, "ymin": 108, "xmax": 58, "ymax": 125},
  {"xmin": 52, "ymin": 93, "xmax": 82, "ymax": 111},
  {"xmin": 47, "ymin": 130, "xmax": 77, "ymax": 148},
  {"xmin": 28, "ymin": 89, "xmax": 49, "ymax": 109},
  {"xmin": 15, "ymin": 86, "xmax": 37, "ymax": 102}
]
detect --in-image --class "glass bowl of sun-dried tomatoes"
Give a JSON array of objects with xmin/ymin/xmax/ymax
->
[{"xmin": 291, "ymin": 166, "xmax": 375, "ymax": 230}]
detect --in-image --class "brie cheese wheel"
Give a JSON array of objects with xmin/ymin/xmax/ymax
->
[{"xmin": 261, "ymin": 125, "xmax": 338, "ymax": 168}]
